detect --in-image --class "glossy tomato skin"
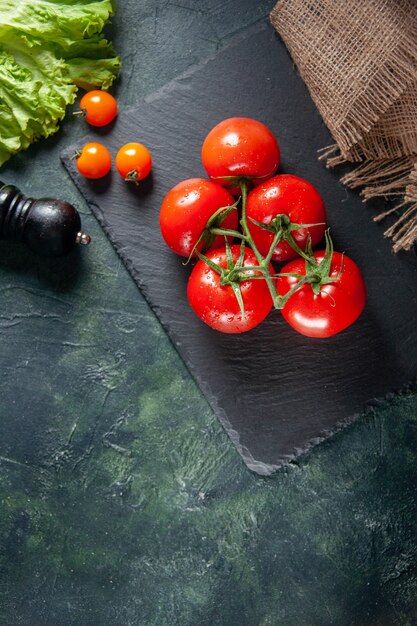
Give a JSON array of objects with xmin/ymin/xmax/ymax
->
[
  {"xmin": 159, "ymin": 178, "xmax": 238, "ymax": 257},
  {"xmin": 277, "ymin": 251, "xmax": 366, "ymax": 338},
  {"xmin": 75, "ymin": 142, "xmax": 112, "ymax": 179},
  {"xmin": 187, "ymin": 246, "xmax": 274, "ymax": 333},
  {"xmin": 201, "ymin": 118, "xmax": 280, "ymax": 195},
  {"xmin": 79, "ymin": 90, "xmax": 117, "ymax": 127},
  {"xmin": 116, "ymin": 143, "xmax": 152, "ymax": 182},
  {"xmin": 246, "ymin": 174, "xmax": 326, "ymax": 262}
]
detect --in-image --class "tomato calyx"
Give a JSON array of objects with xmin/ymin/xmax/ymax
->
[
  {"xmin": 275, "ymin": 231, "xmax": 343, "ymax": 308},
  {"xmin": 73, "ymin": 107, "xmax": 87, "ymax": 120},
  {"xmin": 248, "ymin": 213, "xmax": 325, "ymax": 263},
  {"xmin": 184, "ymin": 198, "xmax": 241, "ymax": 264},
  {"xmin": 196, "ymin": 240, "xmax": 256, "ymax": 317},
  {"xmin": 125, "ymin": 169, "xmax": 140, "ymax": 185},
  {"xmin": 304, "ymin": 232, "xmax": 341, "ymax": 293},
  {"xmin": 71, "ymin": 149, "xmax": 82, "ymax": 160}
]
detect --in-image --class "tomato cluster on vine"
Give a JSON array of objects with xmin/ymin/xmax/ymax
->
[{"xmin": 159, "ymin": 117, "xmax": 366, "ymax": 337}]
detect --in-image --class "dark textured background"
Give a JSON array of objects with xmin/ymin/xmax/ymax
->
[{"xmin": 1, "ymin": 1, "xmax": 417, "ymax": 624}]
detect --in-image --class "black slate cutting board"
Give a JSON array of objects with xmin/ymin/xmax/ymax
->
[{"xmin": 62, "ymin": 22, "xmax": 417, "ymax": 475}]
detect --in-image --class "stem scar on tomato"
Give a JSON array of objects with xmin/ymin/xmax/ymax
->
[{"xmin": 116, "ymin": 143, "xmax": 152, "ymax": 185}]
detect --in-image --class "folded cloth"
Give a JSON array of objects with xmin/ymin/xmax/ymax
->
[{"xmin": 270, "ymin": 0, "xmax": 417, "ymax": 252}]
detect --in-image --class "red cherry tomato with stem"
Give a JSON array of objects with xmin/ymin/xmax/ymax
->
[
  {"xmin": 277, "ymin": 251, "xmax": 366, "ymax": 338},
  {"xmin": 187, "ymin": 245, "xmax": 274, "ymax": 333},
  {"xmin": 116, "ymin": 143, "xmax": 153, "ymax": 184},
  {"xmin": 78, "ymin": 90, "xmax": 118, "ymax": 127},
  {"xmin": 246, "ymin": 174, "xmax": 326, "ymax": 262},
  {"xmin": 74, "ymin": 142, "xmax": 112, "ymax": 179},
  {"xmin": 160, "ymin": 178, "xmax": 238, "ymax": 258},
  {"xmin": 201, "ymin": 117, "xmax": 280, "ymax": 195}
]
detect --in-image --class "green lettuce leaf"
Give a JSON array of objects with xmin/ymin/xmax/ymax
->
[{"xmin": 0, "ymin": 0, "xmax": 120, "ymax": 166}]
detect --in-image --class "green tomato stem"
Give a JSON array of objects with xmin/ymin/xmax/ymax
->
[
  {"xmin": 210, "ymin": 227, "xmax": 247, "ymax": 240},
  {"xmin": 264, "ymin": 229, "xmax": 283, "ymax": 266},
  {"xmin": 239, "ymin": 180, "xmax": 279, "ymax": 305},
  {"xmin": 284, "ymin": 232, "xmax": 315, "ymax": 263},
  {"xmin": 274, "ymin": 274, "xmax": 310, "ymax": 309}
]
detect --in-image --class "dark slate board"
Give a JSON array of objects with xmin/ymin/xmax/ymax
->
[{"xmin": 62, "ymin": 22, "xmax": 417, "ymax": 475}]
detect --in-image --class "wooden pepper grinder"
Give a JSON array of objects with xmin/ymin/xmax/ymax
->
[{"xmin": 0, "ymin": 180, "xmax": 91, "ymax": 257}]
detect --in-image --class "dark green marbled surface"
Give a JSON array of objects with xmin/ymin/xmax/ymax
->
[{"xmin": 0, "ymin": 2, "xmax": 417, "ymax": 624}]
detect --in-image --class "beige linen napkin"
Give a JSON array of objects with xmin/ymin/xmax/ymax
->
[{"xmin": 271, "ymin": 0, "xmax": 417, "ymax": 252}]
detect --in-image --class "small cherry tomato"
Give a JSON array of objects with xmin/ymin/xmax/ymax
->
[
  {"xmin": 78, "ymin": 90, "xmax": 118, "ymax": 127},
  {"xmin": 201, "ymin": 117, "xmax": 280, "ymax": 195},
  {"xmin": 75, "ymin": 142, "xmax": 112, "ymax": 179},
  {"xmin": 160, "ymin": 178, "xmax": 238, "ymax": 258},
  {"xmin": 116, "ymin": 143, "xmax": 152, "ymax": 184},
  {"xmin": 187, "ymin": 245, "xmax": 274, "ymax": 333},
  {"xmin": 246, "ymin": 174, "xmax": 326, "ymax": 262},
  {"xmin": 277, "ymin": 251, "xmax": 366, "ymax": 338}
]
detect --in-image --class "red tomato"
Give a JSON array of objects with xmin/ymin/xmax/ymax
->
[
  {"xmin": 187, "ymin": 245, "xmax": 274, "ymax": 333},
  {"xmin": 159, "ymin": 178, "xmax": 238, "ymax": 257},
  {"xmin": 116, "ymin": 143, "xmax": 152, "ymax": 183},
  {"xmin": 75, "ymin": 142, "xmax": 112, "ymax": 179},
  {"xmin": 246, "ymin": 174, "xmax": 326, "ymax": 262},
  {"xmin": 79, "ymin": 90, "xmax": 118, "ymax": 127},
  {"xmin": 201, "ymin": 117, "xmax": 280, "ymax": 195},
  {"xmin": 277, "ymin": 251, "xmax": 366, "ymax": 338}
]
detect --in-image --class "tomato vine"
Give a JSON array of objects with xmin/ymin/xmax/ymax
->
[{"xmin": 160, "ymin": 117, "xmax": 366, "ymax": 337}]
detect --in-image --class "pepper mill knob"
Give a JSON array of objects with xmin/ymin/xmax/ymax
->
[{"xmin": 0, "ymin": 181, "xmax": 91, "ymax": 257}]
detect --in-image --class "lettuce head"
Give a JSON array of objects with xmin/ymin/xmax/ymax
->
[{"xmin": 0, "ymin": 0, "xmax": 120, "ymax": 166}]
